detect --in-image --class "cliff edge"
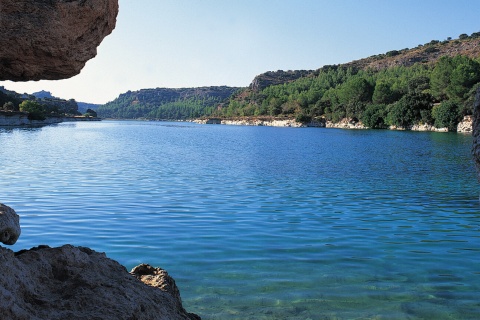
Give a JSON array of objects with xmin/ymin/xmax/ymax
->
[{"xmin": 0, "ymin": 0, "xmax": 118, "ymax": 81}]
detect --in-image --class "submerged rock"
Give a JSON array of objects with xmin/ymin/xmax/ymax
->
[
  {"xmin": 0, "ymin": 204, "xmax": 20, "ymax": 245},
  {"xmin": 0, "ymin": 0, "xmax": 118, "ymax": 81},
  {"xmin": 0, "ymin": 245, "xmax": 200, "ymax": 320}
]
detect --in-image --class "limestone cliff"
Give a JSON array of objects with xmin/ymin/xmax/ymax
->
[{"xmin": 0, "ymin": 0, "xmax": 118, "ymax": 81}]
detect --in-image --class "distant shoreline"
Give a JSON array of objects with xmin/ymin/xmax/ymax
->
[{"xmin": 0, "ymin": 111, "xmax": 100, "ymax": 127}]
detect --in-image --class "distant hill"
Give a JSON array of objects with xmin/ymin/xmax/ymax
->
[
  {"xmin": 32, "ymin": 90, "xmax": 54, "ymax": 99},
  {"xmin": 97, "ymin": 86, "xmax": 240, "ymax": 119},
  {"xmin": 246, "ymin": 36, "xmax": 480, "ymax": 93}
]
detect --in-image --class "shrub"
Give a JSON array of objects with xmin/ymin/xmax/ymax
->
[
  {"xmin": 19, "ymin": 100, "xmax": 46, "ymax": 120},
  {"xmin": 432, "ymin": 101, "xmax": 461, "ymax": 131}
]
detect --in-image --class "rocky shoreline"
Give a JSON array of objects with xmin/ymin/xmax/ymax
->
[
  {"xmin": 0, "ymin": 204, "xmax": 200, "ymax": 320},
  {"xmin": 194, "ymin": 115, "xmax": 473, "ymax": 133}
]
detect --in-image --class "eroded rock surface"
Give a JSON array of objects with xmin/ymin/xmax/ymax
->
[
  {"xmin": 0, "ymin": 0, "xmax": 118, "ymax": 81},
  {"xmin": 472, "ymin": 87, "xmax": 480, "ymax": 182},
  {"xmin": 0, "ymin": 245, "xmax": 199, "ymax": 320},
  {"xmin": 0, "ymin": 204, "xmax": 20, "ymax": 245}
]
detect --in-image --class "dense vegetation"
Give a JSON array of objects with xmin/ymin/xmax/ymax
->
[
  {"xmin": 218, "ymin": 54, "xmax": 480, "ymax": 130},
  {"xmin": 97, "ymin": 86, "xmax": 239, "ymax": 120},
  {"xmin": 0, "ymin": 87, "xmax": 85, "ymax": 118}
]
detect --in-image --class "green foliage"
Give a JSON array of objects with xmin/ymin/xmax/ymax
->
[
  {"xmin": 361, "ymin": 104, "xmax": 387, "ymax": 129},
  {"xmin": 432, "ymin": 101, "xmax": 461, "ymax": 131},
  {"xmin": 19, "ymin": 100, "xmax": 46, "ymax": 120},
  {"xmin": 387, "ymin": 91, "xmax": 433, "ymax": 127},
  {"xmin": 431, "ymin": 56, "xmax": 480, "ymax": 102},
  {"xmin": 97, "ymin": 87, "xmax": 237, "ymax": 120},
  {"xmin": 84, "ymin": 108, "xmax": 98, "ymax": 117}
]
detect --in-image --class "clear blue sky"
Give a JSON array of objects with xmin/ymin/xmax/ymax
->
[{"xmin": 2, "ymin": 0, "xmax": 480, "ymax": 104}]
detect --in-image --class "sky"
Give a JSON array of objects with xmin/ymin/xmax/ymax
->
[{"xmin": 2, "ymin": 0, "xmax": 480, "ymax": 104}]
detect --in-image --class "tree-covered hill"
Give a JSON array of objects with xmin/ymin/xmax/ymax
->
[
  {"xmin": 97, "ymin": 33, "xmax": 480, "ymax": 131},
  {"xmin": 97, "ymin": 86, "xmax": 240, "ymax": 120},
  {"xmin": 218, "ymin": 34, "xmax": 480, "ymax": 131}
]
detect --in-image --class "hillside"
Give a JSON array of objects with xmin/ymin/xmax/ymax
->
[
  {"xmin": 95, "ymin": 34, "xmax": 480, "ymax": 131},
  {"xmin": 97, "ymin": 86, "xmax": 240, "ymax": 119},
  {"xmin": 217, "ymin": 35, "xmax": 480, "ymax": 131}
]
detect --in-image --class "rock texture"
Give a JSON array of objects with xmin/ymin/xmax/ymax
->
[
  {"xmin": 472, "ymin": 87, "xmax": 480, "ymax": 182},
  {"xmin": 0, "ymin": 245, "xmax": 199, "ymax": 320},
  {"xmin": 457, "ymin": 115, "xmax": 473, "ymax": 133},
  {"xmin": 0, "ymin": 0, "xmax": 118, "ymax": 81},
  {"xmin": 0, "ymin": 204, "xmax": 20, "ymax": 245}
]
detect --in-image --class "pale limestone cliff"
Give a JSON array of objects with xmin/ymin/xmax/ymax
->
[{"xmin": 0, "ymin": 0, "xmax": 118, "ymax": 81}]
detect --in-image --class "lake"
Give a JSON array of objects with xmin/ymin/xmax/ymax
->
[{"xmin": 1, "ymin": 120, "xmax": 479, "ymax": 319}]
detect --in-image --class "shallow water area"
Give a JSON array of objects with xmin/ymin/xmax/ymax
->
[{"xmin": 1, "ymin": 121, "xmax": 479, "ymax": 319}]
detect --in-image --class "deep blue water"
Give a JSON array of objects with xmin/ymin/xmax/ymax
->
[{"xmin": 1, "ymin": 120, "xmax": 479, "ymax": 319}]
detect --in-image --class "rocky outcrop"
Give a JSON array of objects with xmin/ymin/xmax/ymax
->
[
  {"xmin": 458, "ymin": 115, "xmax": 473, "ymax": 133},
  {"xmin": 472, "ymin": 88, "xmax": 480, "ymax": 182},
  {"xmin": 0, "ymin": 0, "xmax": 118, "ymax": 81},
  {"xmin": 0, "ymin": 245, "xmax": 199, "ymax": 320},
  {"xmin": 0, "ymin": 204, "xmax": 20, "ymax": 245},
  {"xmin": 249, "ymin": 70, "xmax": 313, "ymax": 91}
]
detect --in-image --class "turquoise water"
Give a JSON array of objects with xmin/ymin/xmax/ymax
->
[{"xmin": 1, "ymin": 121, "xmax": 479, "ymax": 319}]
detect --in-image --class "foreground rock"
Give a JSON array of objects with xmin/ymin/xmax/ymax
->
[
  {"xmin": 0, "ymin": 245, "xmax": 199, "ymax": 320},
  {"xmin": 472, "ymin": 87, "xmax": 480, "ymax": 183},
  {"xmin": 0, "ymin": 204, "xmax": 20, "ymax": 245},
  {"xmin": 0, "ymin": 0, "xmax": 118, "ymax": 81}
]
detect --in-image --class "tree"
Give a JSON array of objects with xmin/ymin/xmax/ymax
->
[
  {"xmin": 432, "ymin": 101, "xmax": 461, "ymax": 131},
  {"xmin": 430, "ymin": 56, "xmax": 454, "ymax": 100},
  {"xmin": 19, "ymin": 100, "xmax": 46, "ymax": 120},
  {"xmin": 85, "ymin": 108, "xmax": 97, "ymax": 117},
  {"xmin": 361, "ymin": 104, "xmax": 387, "ymax": 129},
  {"xmin": 447, "ymin": 58, "xmax": 480, "ymax": 100},
  {"xmin": 372, "ymin": 81, "xmax": 398, "ymax": 104}
]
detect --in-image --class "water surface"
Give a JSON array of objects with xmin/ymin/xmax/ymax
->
[{"xmin": 1, "ymin": 121, "xmax": 479, "ymax": 319}]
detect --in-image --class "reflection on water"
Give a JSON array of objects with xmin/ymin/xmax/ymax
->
[{"xmin": 1, "ymin": 121, "xmax": 479, "ymax": 319}]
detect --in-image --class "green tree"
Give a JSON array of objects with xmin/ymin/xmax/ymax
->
[
  {"xmin": 19, "ymin": 100, "xmax": 46, "ymax": 120},
  {"xmin": 84, "ymin": 108, "xmax": 98, "ymax": 117},
  {"xmin": 430, "ymin": 56, "xmax": 454, "ymax": 100},
  {"xmin": 361, "ymin": 104, "xmax": 387, "ymax": 129},
  {"xmin": 432, "ymin": 101, "xmax": 461, "ymax": 131},
  {"xmin": 372, "ymin": 81, "xmax": 397, "ymax": 104},
  {"xmin": 447, "ymin": 58, "xmax": 480, "ymax": 100}
]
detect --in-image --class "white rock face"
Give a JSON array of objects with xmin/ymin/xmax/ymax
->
[
  {"xmin": 0, "ymin": 204, "xmax": 20, "ymax": 245},
  {"xmin": 457, "ymin": 115, "xmax": 473, "ymax": 133}
]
